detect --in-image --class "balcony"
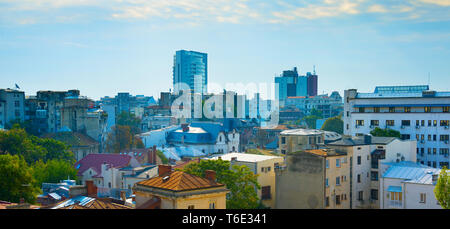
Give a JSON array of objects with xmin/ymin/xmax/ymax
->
[{"xmin": 389, "ymin": 200, "xmax": 402, "ymax": 209}]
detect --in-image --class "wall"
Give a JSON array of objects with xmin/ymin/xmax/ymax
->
[{"xmin": 275, "ymin": 152, "xmax": 324, "ymax": 209}]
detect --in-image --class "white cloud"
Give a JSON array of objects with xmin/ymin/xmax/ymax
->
[{"xmin": 0, "ymin": 0, "xmax": 449, "ymax": 25}]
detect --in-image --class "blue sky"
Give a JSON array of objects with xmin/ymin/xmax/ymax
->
[{"xmin": 0, "ymin": 0, "xmax": 449, "ymax": 100}]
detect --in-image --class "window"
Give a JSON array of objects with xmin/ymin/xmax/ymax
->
[
  {"xmin": 428, "ymin": 120, "xmax": 432, "ymax": 126},
  {"xmin": 389, "ymin": 107, "xmax": 395, "ymax": 113},
  {"xmin": 386, "ymin": 120, "xmax": 395, "ymax": 126},
  {"xmin": 433, "ymin": 148, "xmax": 437, "ymax": 155},
  {"xmin": 357, "ymin": 174, "xmax": 361, "ymax": 183},
  {"xmin": 188, "ymin": 205, "xmax": 195, "ymax": 209},
  {"xmin": 261, "ymin": 186, "xmax": 271, "ymax": 200},
  {"xmin": 336, "ymin": 177, "xmax": 341, "ymax": 186},
  {"xmin": 359, "ymin": 107, "xmax": 365, "ymax": 113},
  {"xmin": 14, "ymin": 101, "xmax": 20, "ymax": 107},
  {"xmin": 440, "ymin": 135, "xmax": 449, "ymax": 142},
  {"xmin": 336, "ymin": 159, "xmax": 341, "ymax": 168},
  {"xmin": 420, "ymin": 193, "xmax": 426, "ymax": 203},
  {"xmin": 326, "ymin": 160, "xmax": 329, "ymax": 169},
  {"xmin": 371, "ymin": 189, "xmax": 378, "ymax": 200},
  {"xmin": 325, "ymin": 197, "xmax": 329, "ymax": 207},
  {"xmin": 444, "ymin": 106, "xmax": 450, "ymax": 113},
  {"xmin": 401, "ymin": 120, "xmax": 410, "ymax": 126},
  {"xmin": 370, "ymin": 120, "xmax": 379, "ymax": 126},
  {"xmin": 433, "ymin": 120, "xmax": 437, "ymax": 126},
  {"xmin": 336, "ymin": 195, "xmax": 341, "ymax": 205},
  {"xmin": 357, "ymin": 156, "xmax": 361, "ymax": 165},
  {"xmin": 401, "ymin": 134, "xmax": 410, "ymax": 140},
  {"xmin": 281, "ymin": 137, "xmax": 286, "ymax": 144},
  {"xmin": 108, "ymin": 182, "xmax": 111, "ymax": 188},
  {"xmin": 371, "ymin": 171, "xmax": 378, "ymax": 181},
  {"xmin": 434, "ymin": 135, "xmax": 437, "ymax": 141},
  {"xmin": 325, "ymin": 178, "xmax": 329, "ymax": 187},
  {"xmin": 404, "ymin": 107, "xmax": 411, "ymax": 113},
  {"xmin": 358, "ymin": 191, "xmax": 364, "ymax": 201},
  {"xmin": 356, "ymin": 120, "xmax": 364, "ymax": 126},
  {"xmin": 209, "ymin": 202, "xmax": 216, "ymax": 209},
  {"xmin": 440, "ymin": 120, "xmax": 449, "ymax": 126},
  {"xmin": 439, "ymin": 148, "xmax": 449, "ymax": 156},
  {"xmin": 421, "ymin": 120, "xmax": 425, "ymax": 126},
  {"xmin": 374, "ymin": 107, "xmax": 380, "ymax": 113},
  {"xmin": 428, "ymin": 148, "xmax": 431, "ymax": 155},
  {"xmin": 425, "ymin": 107, "xmax": 431, "ymax": 113}
]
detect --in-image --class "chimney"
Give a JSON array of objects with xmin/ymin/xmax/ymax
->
[
  {"xmin": 158, "ymin": 164, "xmax": 172, "ymax": 177},
  {"xmin": 205, "ymin": 170, "xmax": 216, "ymax": 182},
  {"xmin": 181, "ymin": 123, "xmax": 189, "ymax": 132},
  {"xmin": 120, "ymin": 191, "xmax": 127, "ymax": 202},
  {"xmin": 85, "ymin": 180, "xmax": 97, "ymax": 197},
  {"xmin": 152, "ymin": 145, "xmax": 157, "ymax": 164}
]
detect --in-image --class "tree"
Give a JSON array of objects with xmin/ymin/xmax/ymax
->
[
  {"xmin": 156, "ymin": 150, "xmax": 168, "ymax": 164},
  {"xmin": 183, "ymin": 159, "xmax": 261, "ymax": 209},
  {"xmin": 0, "ymin": 154, "xmax": 40, "ymax": 203},
  {"xmin": 105, "ymin": 125, "xmax": 133, "ymax": 153},
  {"xmin": 116, "ymin": 111, "xmax": 141, "ymax": 135},
  {"xmin": 321, "ymin": 116, "xmax": 343, "ymax": 134},
  {"xmin": 33, "ymin": 159, "xmax": 78, "ymax": 187},
  {"xmin": 0, "ymin": 127, "xmax": 75, "ymax": 164},
  {"xmin": 434, "ymin": 167, "xmax": 450, "ymax": 209},
  {"xmin": 303, "ymin": 115, "xmax": 321, "ymax": 129},
  {"xmin": 370, "ymin": 127, "xmax": 401, "ymax": 138}
]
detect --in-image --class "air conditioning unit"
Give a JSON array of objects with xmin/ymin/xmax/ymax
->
[
  {"xmin": 370, "ymin": 125, "xmax": 374, "ymax": 129},
  {"xmin": 416, "ymin": 125, "xmax": 420, "ymax": 129},
  {"xmin": 401, "ymin": 126, "xmax": 405, "ymax": 129},
  {"xmin": 420, "ymin": 140, "xmax": 425, "ymax": 143},
  {"xmin": 445, "ymin": 140, "xmax": 449, "ymax": 144},
  {"xmin": 445, "ymin": 126, "xmax": 449, "ymax": 129}
]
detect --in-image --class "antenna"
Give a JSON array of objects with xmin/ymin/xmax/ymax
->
[
  {"xmin": 313, "ymin": 65, "xmax": 316, "ymax": 75},
  {"xmin": 428, "ymin": 72, "xmax": 431, "ymax": 87}
]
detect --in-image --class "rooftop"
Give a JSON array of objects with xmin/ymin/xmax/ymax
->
[
  {"xmin": 74, "ymin": 153, "xmax": 132, "ymax": 176},
  {"xmin": 382, "ymin": 161, "xmax": 441, "ymax": 185},
  {"xmin": 136, "ymin": 170, "xmax": 224, "ymax": 192},
  {"xmin": 327, "ymin": 136, "xmax": 397, "ymax": 146},
  {"xmin": 305, "ymin": 149, "xmax": 347, "ymax": 157},
  {"xmin": 280, "ymin": 128, "xmax": 325, "ymax": 136},
  {"xmin": 209, "ymin": 152, "xmax": 282, "ymax": 163}
]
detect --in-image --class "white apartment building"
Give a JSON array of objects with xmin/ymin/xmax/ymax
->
[
  {"xmin": 327, "ymin": 135, "xmax": 417, "ymax": 209},
  {"xmin": 344, "ymin": 85, "xmax": 450, "ymax": 169},
  {"xmin": 379, "ymin": 161, "xmax": 442, "ymax": 209}
]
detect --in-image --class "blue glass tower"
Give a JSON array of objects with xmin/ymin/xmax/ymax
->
[{"xmin": 173, "ymin": 50, "xmax": 208, "ymax": 94}]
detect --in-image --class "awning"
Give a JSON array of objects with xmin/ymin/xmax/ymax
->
[{"xmin": 387, "ymin": 186, "xmax": 402, "ymax": 193}]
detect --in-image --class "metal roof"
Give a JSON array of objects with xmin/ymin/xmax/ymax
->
[
  {"xmin": 52, "ymin": 196, "xmax": 95, "ymax": 209},
  {"xmin": 209, "ymin": 152, "xmax": 282, "ymax": 163},
  {"xmin": 382, "ymin": 162, "xmax": 440, "ymax": 185},
  {"xmin": 387, "ymin": 186, "xmax": 402, "ymax": 192}
]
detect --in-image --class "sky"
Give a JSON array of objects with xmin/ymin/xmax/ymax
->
[{"xmin": 0, "ymin": 0, "xmax": 449, "ymax": 100}]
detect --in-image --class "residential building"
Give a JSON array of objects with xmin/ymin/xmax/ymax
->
[
  {"xmin": 251, "ymin": 125, "xmax": 289, "ymax": 150},
  {"xmin": 284, "ymin": 91, "xmax": 343, "ymax": 119},
  {"xmin": 133, "ymin": 165, "xmax": 228, "ymax": 209},
  {"xmin": 379, "ymin": 161, "xmax": 442, "ymax": 209},
  {"xmin": 0, "ymin": 88, "xmax": 25, "ymax": 128},
  {"xmin": 173, "ymin": 50, "xmax": 208, "ymax": 95},
  {"xmin": 50, "ymin": 196, "xmax": 132, "ymax": 209},
  {"xmin": 209, "ymin": 152, "xmax": 284, "ymax": 208},
  {"xmin": 278, "ymin": 129, "xmax": 341, "ymax": 155},
  {"xmin": 166, "ymin": 122, "xmax": 240, "ymax": 155},
  {"xmin": 344, "ymin": 85, "xmax": 450, "ymax": 168},
  {"xmin": 141, "ymin": 115, "xmax": 176, "ymax": 132},
  {"xmin": 326, "ymin": 135, "xmax": 417, "ymax": 209},
  {"xmin": 42, "ymin": 129, "xmax": 99, "ymax": 162},
  {"xmin": 275, "ymin": 148, "xmax": 350, "ymax": 209}
]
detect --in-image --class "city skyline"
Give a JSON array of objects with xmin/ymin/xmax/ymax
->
[{"xmin": 1, "ymin": 0, "xmax": 449, "ymax": 100}]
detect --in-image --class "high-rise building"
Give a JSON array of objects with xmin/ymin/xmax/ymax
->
[
  {"xmin": 275, "ymin": 67, "xmax": 318, "ymax": 106},
  {"xmin": 173, "ymin": 50, "xmax": 208, "ymax": 95}
]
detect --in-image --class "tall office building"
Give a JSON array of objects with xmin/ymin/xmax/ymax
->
[
  {"xmin": 173, "ymin": 50, "xmax": 208, "ymax": 95},
  {"xmin": 344, "ymin": 85, "xmax": 450, "ymax": 169},
  {"xmin": 275, "ymin": 67, "xmax": 318, "ymax": 106}
]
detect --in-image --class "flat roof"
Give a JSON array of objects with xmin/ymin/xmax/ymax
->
[{"xmin": 209, "ymin": 152, "xmax": 282, "ymax": 163}]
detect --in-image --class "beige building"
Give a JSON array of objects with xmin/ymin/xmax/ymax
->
[
  {"xmin": 133, "ymin": 165, "xmax": 228, "ymax": 209},
  {"xmin": 209, "ymin": 152, "xmax": 284, "ymax": 208},
  {"xmin": 275, "ymin": 148, "xmax": 349, "ymax": 209},
  {"xmin": 326, "ymin": 135, "xmax": 417, "ymax": 209},
  {"xmin": 278, "ymin": 129, "xmax": 341, "ymax": 155}
]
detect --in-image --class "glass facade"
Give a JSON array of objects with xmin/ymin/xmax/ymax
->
[{"xmin": 173, "ymin": 50, "xmax": 208, "ymax": 94}]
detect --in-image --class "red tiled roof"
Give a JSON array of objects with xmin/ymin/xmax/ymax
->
[
  {"xmin": 74, "ymin": 154, "xmax": 132, "ymax": 176},
  {"xmin": 136, "ymin": 171, "xmax": 224, "ymax": 192}
]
